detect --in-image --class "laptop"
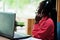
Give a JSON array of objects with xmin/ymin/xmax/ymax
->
[{"xmin": 0, "ymin": 12, "xmax": 31, "ymax": 39}]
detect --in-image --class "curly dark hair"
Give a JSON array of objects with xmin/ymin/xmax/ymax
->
[{"xmin": 35, "ymin": 0, "xmax": 57, "ymax": 25}]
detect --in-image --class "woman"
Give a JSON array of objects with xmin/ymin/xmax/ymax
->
[{"xmin": 32, "ymin": 0, "xmax": 56, "ymax": 40}]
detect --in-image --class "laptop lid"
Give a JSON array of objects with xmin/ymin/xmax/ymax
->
[{"xmin": 0, "ymin": 12, "xmax": 16, "ymax": 39}]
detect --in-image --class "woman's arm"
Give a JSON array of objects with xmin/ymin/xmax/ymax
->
[{"xmin": 32, "ymin": 19, "xmax": 54, "ymax": 39}]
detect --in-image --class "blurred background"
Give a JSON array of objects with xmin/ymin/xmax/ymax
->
[
  {"xmin": 0, "ymin": 0, "xmax": 59, "ymax": 36},
  {"xmin": 0, "ymin": 0, "xmax": 44, "ymax": 35}
]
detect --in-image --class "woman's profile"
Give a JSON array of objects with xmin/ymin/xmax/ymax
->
[{"xmin": 32, "ymin": 0, "xmax": 57, "ymax": 40}]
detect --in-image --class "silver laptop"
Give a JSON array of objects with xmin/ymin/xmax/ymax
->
[{"xmin": 0, "ymin": 12, "xmax": 31, "ymax": 39}]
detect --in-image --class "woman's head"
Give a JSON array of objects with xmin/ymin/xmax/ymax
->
[
  {"xmin": 36, "ymin": 0, "xmax": 53, "ymax": 18},
  {"xmin": 37, "ymin": 1, "xmax": 46, "ymax": 17},
  {"xmin": 35, "ymin": 1, "xmax": 56, "ymax": 21},
  {"xmin": 35, "ymin": 0, "xmax": 57, "ymax": 24},
  {"xmin": 35, "ymin": 1, "xmax": 48, "ymax": 23}
]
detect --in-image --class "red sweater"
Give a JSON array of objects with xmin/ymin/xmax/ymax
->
[{"xmin": 32, "ymin": 16, "xmax": 54, "ymax": 40}]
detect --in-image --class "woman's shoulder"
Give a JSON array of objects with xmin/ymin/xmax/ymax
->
[{"xmin": 46, "ymin": 18, "xmax": 54, "ymax": 24}]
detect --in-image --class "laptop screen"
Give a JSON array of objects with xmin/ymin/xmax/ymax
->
[{"xmin": 0, "ymin": 12, "xmax": 16, "ymax": 39}]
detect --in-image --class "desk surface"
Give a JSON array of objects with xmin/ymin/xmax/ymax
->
[{"xmin": 0, "ymin": 36, "xmax": 9, "ymax": 40}]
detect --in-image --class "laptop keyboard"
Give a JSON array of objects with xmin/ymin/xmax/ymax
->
[{"xmin": 14, "ymin": 32, "xmax": 31, "ymax": 38}]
